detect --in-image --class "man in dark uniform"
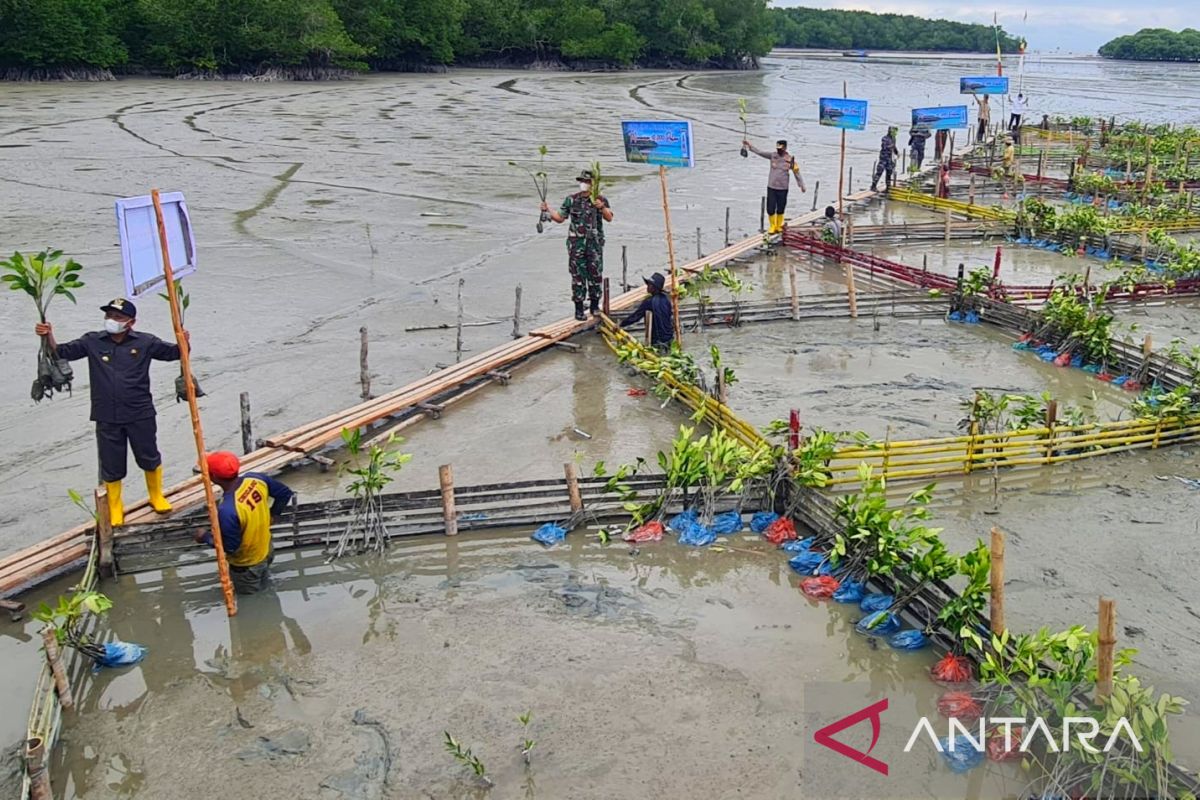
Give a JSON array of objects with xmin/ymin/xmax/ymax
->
[
  {"xmin": 541, "ymin": 168, "xmax": 613, "ymax": 321},
  {"xmin": 35, "ymin": 297, "xmax": 186, "ymax": 525},
  {"xmin": 871, "ymin": 126, "xmax": 900, "ymax": 192},
  {"xmin": 619, "ymin": 272, "xmax": 674, "ymax": 350}
]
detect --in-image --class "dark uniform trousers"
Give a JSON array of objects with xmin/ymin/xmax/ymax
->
[{"xmin": 96, "ymin": 417, "xmax": 163, "ymax": 483}]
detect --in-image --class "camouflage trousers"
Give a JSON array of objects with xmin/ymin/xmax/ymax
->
[{"xmin": 567, "ymin": 237, "xmax": 604, "ymax": 304}]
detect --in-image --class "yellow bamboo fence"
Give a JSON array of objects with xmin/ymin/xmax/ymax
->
[
  {"xmin": 825, "ymin": 414, "xmax": 1200, "ymax": 486},
  {"xmin": 887, "ymin": 187, "xmax": 1012, "ymax": 221}
]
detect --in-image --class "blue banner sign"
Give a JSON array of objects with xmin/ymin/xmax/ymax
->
[
  {"xmin": 819, "ymin": 97, "xmax": 869, "ymax": 131},
  {"xmin": 621, "ymin": 120, "xmax": 695, "ymax": 168},
  {"xmin": 959, "ymin": 76, "xmax": 1009, "ymax": 95},
  {"xmin": 911, "ymin": 105, "xmax": 969, "ymax": 130}
]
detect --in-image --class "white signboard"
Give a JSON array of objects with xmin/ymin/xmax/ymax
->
[{"xmin": 115, "ymin": 192, "xmax": 197, "ymax": 298}]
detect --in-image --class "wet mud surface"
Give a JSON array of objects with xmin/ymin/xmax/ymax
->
[
  {"xmin": 31, "ymin": 532, "xmax": 964, "ymax": 799},
  {"xmin": 692, "ymin": 316, "xmax": 1130, "ymax": 440}
]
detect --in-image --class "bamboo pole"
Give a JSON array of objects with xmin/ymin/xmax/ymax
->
[
  {"xmin": 512, "ymin": 284, "xmax": 522, "ymax": 339},
  {"xmin": 1044, "ymin": 400, "xmax": 1058, "ymax": 463},
  {"xmin": 812, "ymin": 181, "xmax": 820, "ymax": 211},
  {"xmin": 359, "ymin": 326, "xmax": 370, "ymax": 400},
  {"xmin": 95, "ymin": 487, "xmax": 114, "ymax": 578},
  {"xmin": 696, "ymin": 226, "xmax": 702, "ymax": 259},
  {"xmin": 41, "ymin": 628, "xmax": 73, "ymax": 710},
  {"xmin": 990, "ymin": 527, "xmax": 1006, "ymax": 634},
  {"xmin": 151, "ymin": 189, "xmax": 236, "ymax": 616},
  {"xmin": 455, "ymin": 278, "xmax": 465, "ymax": 363},
  {"xmin": 644, "ymin": 310, "xmax": 654, "ymax": 348},
  {"xmin": 602, "ymin": 277, "xmax": 610, "ymax": 317},
  {"xmin": 439, "ymin": 464, "xmax": 457, "ymax": 537},
  {"xmin": 969, "ymin": 173, "xmax": 976, "ymax": 205},
  {"xmin": 1096, "ymin": 597, "xmax": 1116, "ymax": 703},
  {"xmin": 240, "ymin": 392, "xmax": 253, "ymax": 455},
  {"xmin": 658, "ymin": 165, "xmax": 683, "ymax": 345},
  {"xmin": 760, "ymin": 196, "xmax": 766, "ymax": 233},
  {"xmin": 788, "ymin": 263, "xmax": 799, "ymax": 320},
  {"xmin": 564, "ymin": 463, "xmax": 583, "ymax": 513},
  {"xmin": 838, "ymin": 81, "xmax": 848, "ymax": 215},
  {"xmin": 724, "ymin": 207, "xmax": 730, "ymax": 247},
  {"xmin": 25, "ymin": 737, "xmax": 51, "ymax": 800}
]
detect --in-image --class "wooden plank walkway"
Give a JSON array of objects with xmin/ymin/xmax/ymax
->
[{"xmin": 0, "ymin": 200, "xmax": 879, "ymax": 597}]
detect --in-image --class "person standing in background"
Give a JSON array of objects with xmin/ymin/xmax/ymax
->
[
  {"xmin": 743, "ymin": 138, "xmax": 806, "ymax": 235},
  {"xmin": 542, "ymin": 169, "xmax": 613, "ymax": 321},
  {"xmin": 974, "ymin": 95, "xmax": 991, "ymax": 142},
  {"xmin": 870, "ymin": 126, "xmax": 900, "ymax": 192},
  {"xmin": 1009, "ymin": 93, "xmax": 1028, "ymax": 131}
]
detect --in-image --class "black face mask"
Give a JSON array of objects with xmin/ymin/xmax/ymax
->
[{"xmin": 776, "ymin": 147, "xmax": 785, "ymax": 155}]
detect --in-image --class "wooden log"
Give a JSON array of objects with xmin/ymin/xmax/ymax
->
[
  {"xmin": 42, "ymin": 627, "xmax": 74, "ymax": 710},
  {"xmin": 96, "ymin": 487, "xmax": 114, "ymax": 579},
  {"xmin": 26, "ymin": 737, "xmax": 52, "ymax": 800},
  {"xmin": 1096, "ymin": 597, "xmax": 1117, "ymax": 703},
  {"xmin": 990, "ymin": 527, "xmax": 1006, "ymax": 634},
  {"xmin": 724, "ymin": 207, "xmax": 731, "ymax": 247},
  {"xmin": 603, "ymin": 277, "xmax": 611, "ymax": 317},
  {"xmin": 564, "ymin": 463, "xmax": 583, "ymax": 513},
  {"xmin": 439, "ymin": 465, "xmax": 457, "ymax": 537},
  {"xmin": 622, "ymin": 246, "xmax": 629, "ymax": 291},
  {"xmin": 760, "ymin": 196, "xmax": 766, "ymax": 233},
  {"xmin": 696, "ymin": 226, "xmax": 702, "ymax": 259},
  {"xmin": 359, "ymin": 327, "xmax": 370, "ymax": 400},
  {"xmin": 645, "ymin": 310, "xmax": 654, "ymax": 348},
  {"xmin": 512, "ymin": 284, "xmax": 522, "ymax": 340},
  {"xmin": 812, "ymin": 181, "xmax": 820, "ymax": 211}
]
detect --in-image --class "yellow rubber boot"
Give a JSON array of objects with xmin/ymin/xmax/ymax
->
[
  {"xmin": 145, "ymin": 466, "xmax": 173, "ymax": 514},
  {"xmin": 767, "ymin": 214, "xmax": 779, "ymax": 234},
  {"xmin": 104, "ymin": 480, "xmax": 125, "ymax": 527}
]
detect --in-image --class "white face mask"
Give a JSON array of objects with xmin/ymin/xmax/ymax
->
[
  {"xmin": 104, "ymin": 319, "xmax": 127, "ymax": 335},
  {"xmin": 579, "ymin": 182, "xmax": 591, "ymax": 193}
]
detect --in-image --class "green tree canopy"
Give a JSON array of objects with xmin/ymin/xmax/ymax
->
[
  {"xmin": 1099, "ymin": 28, "xmax": 1200, "ymax": 62},
  {"xmin": 770, "ymin": 6, "xmax": 1021, "ymax": 53}
]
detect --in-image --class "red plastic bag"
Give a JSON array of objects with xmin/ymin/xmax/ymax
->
[
  {"xmin": 801, "ymin": 576, "xmax": 840, "ymax": 598},
  {"xmin": 1122, "ymin": 380, "xmax": 1142, "ymax": 392},
  {"xmin": 624, "ymin": 521, "xmax": 664, "ymax": 543},
  {"xmin": 937, "ymin": 691, "xmax": 981, "ymax": 722},
  {"xmin": 986, "ymin": 727, "xmax": 1024, "ymax": 762},
  {"xmin": 1053, "ymin": 352, "xmax": 1071, "ymax": 367},
  {"xmin": 626, "ymin": 388, "xmax": 648, "ymax": 397},
  {"xmin": 1096, "ymin": 371, "xmax": 1113, "ymax": 382},
  {"xmin": 931, "ymin": 652, "xmax": 974, "ymax": 684},
  {"xmin": 763, "ymin": 517, "xmax": 797, "ymax": 545}
]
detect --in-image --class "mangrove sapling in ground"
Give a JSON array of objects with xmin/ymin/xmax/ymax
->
[
  {"xmin": 517, "ymin": 711, "xmax": 535, "ymax": 765},
  {"xmin": 158, "ymin": 279, "xmax": 205, "ymax": 401},
  {"xmin": 33, "ymin": 590, "xmax": 113, "ymax": 664},
  {"xmin": 331, "ymin": 430, "xmax": 413, "ymax": 557},
  {"xmin": 2, "ymin": 248, "xmax": 84, "ymax": 402},
  {"xmin": 677, "ymin": 266, "xmax": 751, "ymax": 327},
  {"xmin": 443, "ymin": 731, "xmax": 491, "ymax": 787}
]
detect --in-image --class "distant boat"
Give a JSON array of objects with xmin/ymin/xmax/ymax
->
[{"xmin": 842, "ymin": 50, "xmax": 869, "ymax": 58}]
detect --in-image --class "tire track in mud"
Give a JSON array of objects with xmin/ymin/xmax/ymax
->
[{"xmin": 627, "ymin": 76, "xmax": 745, "ymax": 137}]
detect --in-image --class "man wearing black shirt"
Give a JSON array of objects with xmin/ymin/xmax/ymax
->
[{"xmin": 35, "ymin": 297, "xmax": 186, "ymax": 525}]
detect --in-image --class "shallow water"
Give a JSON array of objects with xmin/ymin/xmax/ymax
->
[{"xmin": 2, "ymin": 55, "xmax": 1200, "ymax": 558}]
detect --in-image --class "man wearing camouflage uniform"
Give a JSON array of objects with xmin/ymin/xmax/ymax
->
[
  {"xmin": 871, "ymin": 125, "xmax": 900, "ymax": 192},
  {"xmin": 542, "ymin": 168, "xmax": 613, "ymax": 321}
]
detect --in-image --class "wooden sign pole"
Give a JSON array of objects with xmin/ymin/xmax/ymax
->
[
  {"xmin": 151, "ymin": 189, "xmax": 237, "ymax": 617},
  {"xmin": 658, "ymin": 165, "xmax": 683, "ymax": 345},
  {"xmin": 837, "ymin": 80, "xmax": 848, "ymax": 216}
]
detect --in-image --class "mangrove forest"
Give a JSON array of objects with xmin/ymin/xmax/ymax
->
[
  {"xmin": 770, "ymin": 7, "xmax": 1022, "ymax": 53},
  {"xmin": 1098, "ymin": 28, "xmax": 1200, "ymax": 62}
]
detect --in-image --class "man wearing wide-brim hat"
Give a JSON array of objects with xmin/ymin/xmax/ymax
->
[
  {"xmin": 541, "ymin": 168, "xmax": 614, "ymax": 321},
  {"xmin": 35, "ymin": 297, "xmax": 189, "ymax": 525}
]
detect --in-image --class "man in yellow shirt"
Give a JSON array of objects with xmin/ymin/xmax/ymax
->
[{"xmin": 193, "ymin": 451, "xmax": 294, "ymax": 595}]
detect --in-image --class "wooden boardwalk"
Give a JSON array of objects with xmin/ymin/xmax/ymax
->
[{"xmin": 0, "ymin": 198, "xmax": 882, "ymax": 597}]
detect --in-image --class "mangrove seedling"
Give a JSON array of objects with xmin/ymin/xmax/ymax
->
[
  {"xmin": 158, "ymin": 279, "xmax": 205, "ymax": 401},
  {"xmin": 517, "ymin": 711, "xmax": 535, "ymax": 765},
  {"xmin": 332, "ymin": 430, "xmax": 413, "ymax": 557},
  {"xmin": 67, "ymin": 488, "xmax": 98, "ymax": 524},
  {"xmin": 444, "ymin": 731, "xmax": 491, "ymax": 786},
  {"xmin": 508, "ymin": 145, "xmax": 550, "ymax": 232},
  {"xmin": 33, "ymin": 590, "xmax": 113, "ymax": 663},
  {"xmin": 2, "ymin": 248, "xmax": 84, "ymax": 402},
  {"xmin": 588, "ymin": 160, "xmax": 605, "ymax": 205}
]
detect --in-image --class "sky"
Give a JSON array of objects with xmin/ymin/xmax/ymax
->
[{"xmin": 773, "ymin": 0, "xmax": 1194, "ymax": 53}]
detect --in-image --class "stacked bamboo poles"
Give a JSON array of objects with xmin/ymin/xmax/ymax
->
[
  {"xmin": 887, "ymin": 187, "xmax": 1013, "ymax": 221},
  {"xmin": 824, "ymin": 416, "xmax": 1200, "ymax": 485}
]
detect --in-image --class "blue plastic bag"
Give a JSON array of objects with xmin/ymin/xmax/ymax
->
[
  {"xmin": 532, "ymin": 523, "xmax": 567, "ymax": 546},
  {"xmin": 94, "ymin": 640, "xmax": 147, "ymax": 668},
  {"xmin": 859, "ymin": 593, "xmax": 894, "ymax": 613},
  {"xmin": 668, "ymin": 509, "xmax": 699, "ymax": 533},
  {"xmin": 1082, "ymin": 363, "xmax": 1101, "ymax": 374},
  {"xmin": 963, "ymin": 311, "xmax": 980, "ymax": 324},
  {"xmin": 888, "ymin": 630, "xmax": 929, "ymax": 650},
  {"xmin": 832, "ymin": 580, "xmax": 865, "ymax": 604},
  {"xmin": 677, "ymin": 519, "xmax": 717, "ymax": 547},
  {"xmin": 939, "ymin": 735, "xmax": 985, "ymax": 773},
  {"xmin": 780, "ymin": 536, "xmax": 814, "ymax": 553},
  {"xmin": 709, "ymin": 510, "xmax": 743, "ymax": 536},
  {"xmin": 1112, "ymin": 375, "xmax": 1128, "ymax": 386},
  {"xmin": 788, "ymin": 550, "xmax": 826, "ymax": 575},
  {"xmin": 749, "ymin": 511, "xmax": 779, "ymax": 534},
  {"xmin": 856, "ymin": 610, "xmax": 901, "ymax": 636},
  {"xmin": 1069, "ymin": 354, "xmax": 1083, "ymax": 368}
]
